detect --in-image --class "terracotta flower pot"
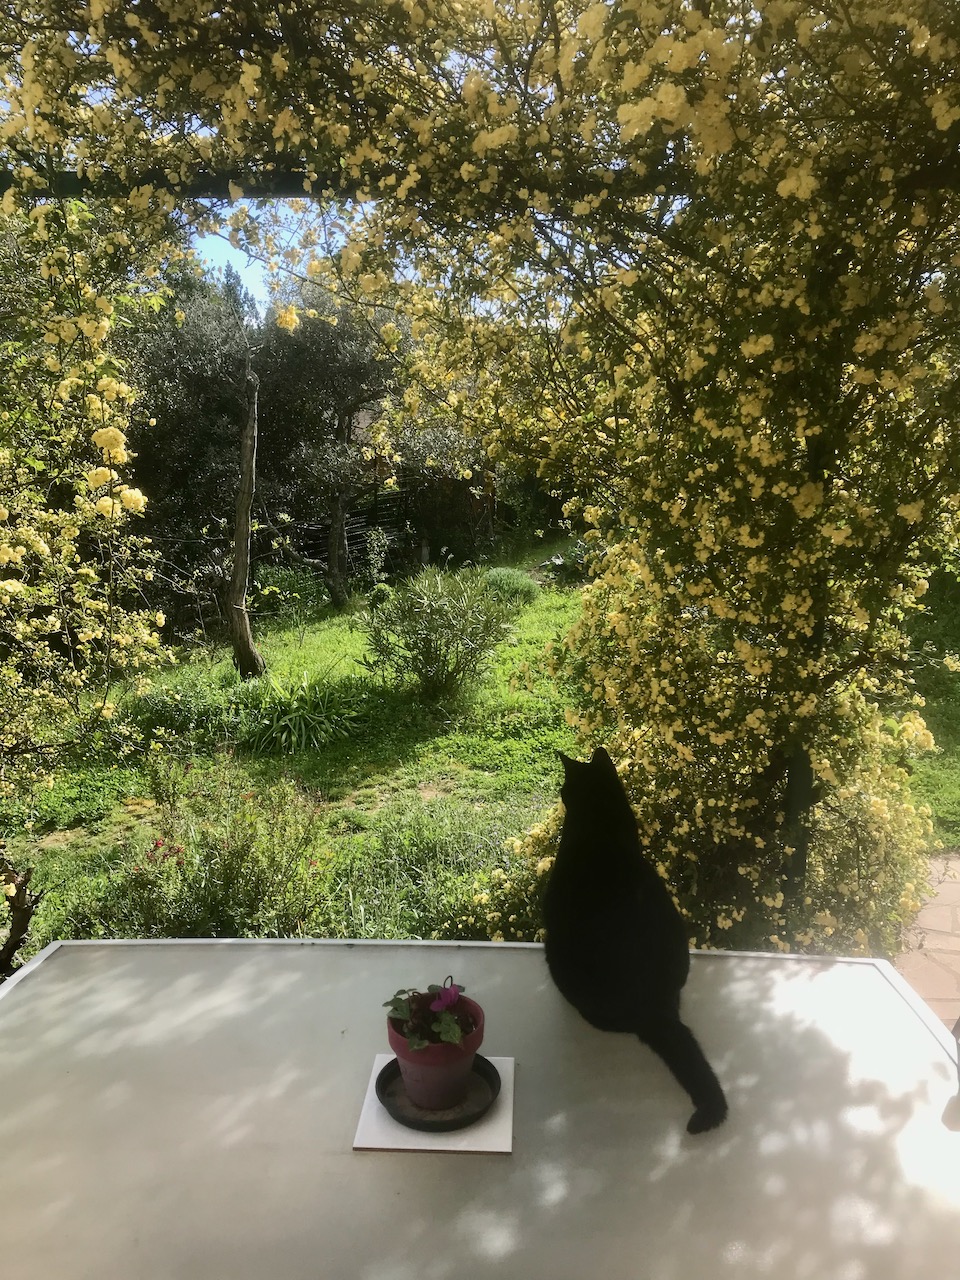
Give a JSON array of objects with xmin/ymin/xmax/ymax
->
[{"xmin": 387, "ymin": 996, "xmax": 485, "ymax": 1110}]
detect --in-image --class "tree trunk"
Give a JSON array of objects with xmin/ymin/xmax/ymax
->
[
  {"xmin": 326, "ymin": 493, "xmax": 350, "ymax": 607},
  {"xmin": 324, "ymin": 410, "xmax": 353, "ymax": 609},
  {"xmin": 226, "ymin": 354, "xmax": 266, "ymax": 679},
  {"xmin": 0, "ymin": 856, "xmax": 42, "ymax": 980}
]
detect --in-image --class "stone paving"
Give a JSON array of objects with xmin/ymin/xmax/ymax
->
[{"xmin": 894, "ymin": 855, "xmax": 960, "ymax": 1030}]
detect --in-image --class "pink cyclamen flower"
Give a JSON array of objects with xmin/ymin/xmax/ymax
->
[{"xmin": 429, "ymin": 983, "xmax": 461, "ymax": 1012}]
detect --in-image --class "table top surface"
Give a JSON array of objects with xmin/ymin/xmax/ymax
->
[{"xmin": 2, "ymin": 938, "xmax": 959, "ymax": 1280}]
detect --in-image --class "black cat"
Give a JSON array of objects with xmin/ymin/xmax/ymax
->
[{"xmin": 542, "ymin": 747, "xmax": 728, "ymax": 1134}]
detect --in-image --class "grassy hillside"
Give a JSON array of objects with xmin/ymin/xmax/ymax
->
[{"xmin": 5, "ymin": 550, "xmax": 582, "ymax": 956}]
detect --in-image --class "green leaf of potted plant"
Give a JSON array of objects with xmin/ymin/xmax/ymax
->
[{"xmin": 384, "ymin": 976, "xmax": 485, "ymax": 1110}]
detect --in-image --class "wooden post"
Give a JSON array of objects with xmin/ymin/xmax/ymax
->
[{"xmin": 225, "ymin": 347, "xmax": 266, "ymax": 679}]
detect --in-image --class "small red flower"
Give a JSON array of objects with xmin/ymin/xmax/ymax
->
[{"xmin": 429, "ymin": 982, "xmax": 462, "ymax": 1013}]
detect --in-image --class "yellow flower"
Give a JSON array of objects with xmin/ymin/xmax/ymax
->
[
  {"xmin": 275, "ymin": 305, "xmax": 300, "ymax": 332},
  {"xmin": 120, "ymin": 487, "xmax": 146, "ymax": 513},
  {"xmin": 91, "ymin": 426, "xmax": 128, "ymax": 461},
  {"xmin": 740, "ymin": 334, "xmax": 775, "ymax": 358},
  {"xmin": 896, "ymin": 501, "xmax": 924, "ymax": 523}
]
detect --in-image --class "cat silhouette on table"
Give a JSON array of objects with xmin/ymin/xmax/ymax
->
[{"xmin": 543, "ymin": 746, "xmax": 728, "ymax": 1134}]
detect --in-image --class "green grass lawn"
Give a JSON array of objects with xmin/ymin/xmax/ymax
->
[
  {"xmin": 906, "ymin": 680, "xmax": 960, "ymax": 850},
  {"xmin": 4, "ymin": 547, "xmax": 582, "ymax": 956}
]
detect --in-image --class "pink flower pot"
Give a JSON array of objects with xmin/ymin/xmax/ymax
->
[{"xmin": 387, "ymin": 996, "xmax": 485, "ymax": 1110}]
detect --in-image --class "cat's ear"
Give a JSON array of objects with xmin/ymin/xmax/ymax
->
[
  {"xmin": 590, "ymin": 746, "xmax": 614, "ymax": 769},
  {"xmin": 558, "ymin": 751, "xmax": 577, "ymax": 777}
]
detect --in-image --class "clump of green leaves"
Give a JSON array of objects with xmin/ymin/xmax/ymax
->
[
  {"xmin": 253, "ymin": 564, "xmax": 329, "ymax": 622},
  {"xmin": 358, "ymin": 566, "xmax": 513, "ymax": 702},
  {"xmin": 122, "ymin": 667, "xmax": 265, "ymax": 746},
  {"xmin": 243, "ymin": 671, "xmax": 360, "ymax": 754},
  {"xmin": 538, "ymin": 540, "xmax": 590, "ymax": 586},
  {"xmin": 482, "ymin": 566, "xmax": 541, "ymax": 608}
]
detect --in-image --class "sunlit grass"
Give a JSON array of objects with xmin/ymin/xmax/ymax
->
[{"xmin": 8, "ymin": 546, "xmax": 582, "ymax": 954}]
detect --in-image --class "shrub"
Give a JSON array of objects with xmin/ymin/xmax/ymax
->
[
  {"xmin": 482, "ymin": 566, "xmax": 541, "ymax": 608},
  {"xmin": 243, "ymin": 671, "xmax": 360, "ymax": 754},
  {"xmin": 121, "ymin": 666, "xmax": 265, "ymax": 747},
  {"xmin": 367, "ymin": 582, "xmax": 394, "ymax": 611},
  {"xmin": 252, "ymin": 563, "xmax": 329, "ymax": 621},
  {"xmin": 358, "ymin": 566, "xmax": 513, "ymax": 702},
  {"xmin": 440, "ymin": 809, "xmax": 561, "ymax": 943},
  {"xmin": 538, "ymin": 540, "xmax": 590, "ymax": 586},
  {"xmin": 47, "ymin": 763, "xmax": 330, "ymax": 940}
]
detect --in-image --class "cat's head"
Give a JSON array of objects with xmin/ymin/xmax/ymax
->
[{"xmin": 558, "ymin": 746, "xmax": 623, "ymax": 808}]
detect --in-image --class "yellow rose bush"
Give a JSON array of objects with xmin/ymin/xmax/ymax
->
[{"xmin": 0, "ymin": 205, "xmax": 167, "ymax": 797}]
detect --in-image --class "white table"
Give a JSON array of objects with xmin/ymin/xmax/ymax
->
[{"xmin": 2, "ymin": 939, "xmax": 959, "ymax": 1279}]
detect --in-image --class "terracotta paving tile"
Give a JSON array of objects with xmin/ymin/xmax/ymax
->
[
  {"xmin": 927, "ymin": 878, "xmax": 960, "ymax": 906},
  {"xmin": 896, "ymin": 949, "xmax": 960, "ymax": 999},
  {"xmin": 908, "ymin": 902, "xmax": 960, "ymax": 933},
  {"xmin": 911, "ymin": 931, "xmax": 960, "ymax": 955},
  {"xmin": 926, "ymin": 1003, "xmax": 960, "ymax": 1030},
  {"xmin": 895, "ymin": 856, "xmax": 960, "ymax": 1027}
]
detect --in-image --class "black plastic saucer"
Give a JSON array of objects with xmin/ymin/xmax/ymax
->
[{"xmin": 376, "ymin": 1054, "xmax": 501, "ymax": 1133}]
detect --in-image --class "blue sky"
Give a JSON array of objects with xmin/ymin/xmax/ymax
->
[{"xmin": 193, "ymin": 230, "xmax": 271, "ymax": 311}]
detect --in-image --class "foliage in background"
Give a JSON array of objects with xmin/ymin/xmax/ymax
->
[
  {"xmin": 122, "ymin": 264, "xmax": 255, "ymax": 625},
  {"xmin": 120, "ymin": 664, "xmax": 266, "ymax": 747},
  {"xmin": 256, "ymin": 285, "xmax": 397, "ymax": 606},
  {"xmin": 44, "ymin": 760, "xmax": 328, "ymax": 940},
  {"xmin": 251, "ymin": 562, "xmax": 330, "ymax": 628},
  {"xmin": 358, "ymin": 565, "xmax": 514, "ymax": 702},
  {"xmin": 906, "ymin": 569, "xmax": 960, "ymax": 849}
]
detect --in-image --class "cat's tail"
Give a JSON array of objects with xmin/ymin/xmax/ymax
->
[{"xmin": 638, "ymin": 1017, "xmax": 728, "ymax": 1135}]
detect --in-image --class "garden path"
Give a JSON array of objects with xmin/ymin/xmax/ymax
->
[{"xmin": 895, "ymin": 855, "xmax": 960, "ymax": 1030}]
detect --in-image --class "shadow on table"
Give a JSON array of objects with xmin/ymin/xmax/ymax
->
[
  {"xmin": 2, "ymin": 943, "xmax": 959, "ymax": 1279},
  {"xmin": 350, "ymin": 958, "xmax": 960, "ymax": 1280}
]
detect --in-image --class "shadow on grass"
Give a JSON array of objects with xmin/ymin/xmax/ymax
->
[{"xmin": 234, "ymin": 683, "xmax": 470, "ymax": 800}]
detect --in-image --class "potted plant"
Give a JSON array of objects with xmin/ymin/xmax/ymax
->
[{"xmin": 384, "ymin": 976, "xmax": 484, "ymax": 1110}]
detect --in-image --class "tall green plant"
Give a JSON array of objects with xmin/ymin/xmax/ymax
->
[{"xmin": 358, "ymin": 567, "xmax": 512, "ymax": 702}]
